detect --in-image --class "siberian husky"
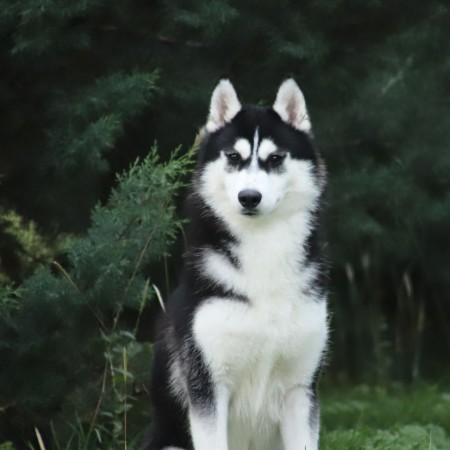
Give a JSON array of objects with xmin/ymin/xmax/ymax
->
[{"xmin": 143, "ymin": 79, "xmax": 328, "ymax": 450}]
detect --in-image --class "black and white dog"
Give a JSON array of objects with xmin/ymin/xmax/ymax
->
[{"xmin": 143, "ymin": 79, "xmax": 328, "ymax": 450}]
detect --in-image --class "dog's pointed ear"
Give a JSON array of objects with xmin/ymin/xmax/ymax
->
[
  {"xmin": 206, "ymin": 80, "xmax": 242, "ymax": 133},
  {"xmin": 273, "ymin": 79, "xmax": 311, "ymax": 133}
]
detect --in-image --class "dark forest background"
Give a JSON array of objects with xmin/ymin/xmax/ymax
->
[{"xmin": 1, "ymin": 0, "xmax": 449, "ymax": 448}]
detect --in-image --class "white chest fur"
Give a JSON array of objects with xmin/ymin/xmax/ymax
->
[{"xmin": 192, "ymin": 213, "xmax": 328, "ymax": 438}]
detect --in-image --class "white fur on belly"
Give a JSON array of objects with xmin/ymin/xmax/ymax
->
[
  {"xmin": 192, "ymin": 212, "xmax": 328, "ymax": 445},
  {"xmin": 193, "ymin": 295, "xmax": 327, "ymax": 448}
]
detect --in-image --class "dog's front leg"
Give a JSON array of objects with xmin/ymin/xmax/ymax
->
[
  {"xmin": 280, "ymin": 386, "xmax": 319, "ymax": 450},
  {"xmin": 189, "ymin": 384, "xmax": 229, "ymax": 450}
]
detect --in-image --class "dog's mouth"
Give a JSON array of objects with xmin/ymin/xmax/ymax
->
[{"xmin": 241, "ymin": 209, "xmax": 259, "ymax": 217}]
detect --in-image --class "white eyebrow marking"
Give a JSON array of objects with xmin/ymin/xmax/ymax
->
[
  {"xmin": 258, "ymin": 138, "xmax": 278, "ymax": 161},
  {"xmin": 233, "ymin": 138, "xmax": 251, "ymax": 159}
]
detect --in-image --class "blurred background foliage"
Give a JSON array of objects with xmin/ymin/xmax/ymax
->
[{"xmin": 0, "ymin": 0, "xmax": 449, "ymax": 448}]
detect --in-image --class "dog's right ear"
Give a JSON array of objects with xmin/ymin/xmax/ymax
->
[
  {"xmin": 273, "ymin": 79, "xmax": 311, "ymax": 133},
  {"xmin": 206, "ymin": 80, "xmax": 242, "ymax": 133}
]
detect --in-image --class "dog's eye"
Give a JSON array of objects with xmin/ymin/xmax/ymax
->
[
  {"xmin": 268, "ymin": 153, "xmax": 286, "ymax": 164},
  {"xmin": 225, "ymin": 152, "xmax": 240, "ymax": 163}
]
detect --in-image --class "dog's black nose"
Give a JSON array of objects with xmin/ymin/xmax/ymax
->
[{"xmin": 238, "ymin": 189, "xmax": 262, "ymax": 209}]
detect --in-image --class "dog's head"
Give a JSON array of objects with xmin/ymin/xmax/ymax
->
[{"xmin": 196, "ymin": 79, "xmax": 325, "ymax": 226}]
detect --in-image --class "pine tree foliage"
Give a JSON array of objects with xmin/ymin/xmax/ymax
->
[
  {"xmin": 1, "ymin": 0, "xmax": 104, "ymax": 55},
  {"xmin": 0, "ymin": 208, "xmax": 63, "ymax": 284},
  {"xmin": 0, "ymin": 147, "xmax": 192, "ymax": 443},
  {"xmin": 47, "ymin": 72, "xmax": 158, "ymax": 172},
  {"xmin": 0, "ymin": 0, "xmax": 160, "ymax": 230},
  {"xmin": 162, "ymin": 0, "xmax": 238, "ymax": 40},
  {"xmin": 68, "ymin": 147, "xmax": 187, "ymax": 316}
]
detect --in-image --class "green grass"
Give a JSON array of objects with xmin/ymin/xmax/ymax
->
[
  {"xmin": 23, "ymin": 383, "xmax": 450, "ymax": 449},
  {"xmin": 320, "ymin": 384, "xmax": 450, "ymax": 449}
]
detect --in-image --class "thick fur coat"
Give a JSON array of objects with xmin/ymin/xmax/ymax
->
[{"xmin": 143, "ymin": 79, "xmax": 328, "ymax": 450}]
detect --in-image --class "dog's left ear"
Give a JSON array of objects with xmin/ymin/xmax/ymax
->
[
  {"xmin": 273, "ymin": 79, "xmax": 311, "ymax": 133},
  {"xmin": 206, "ymin": 80, "xmax": 242, "ymax": 133}
]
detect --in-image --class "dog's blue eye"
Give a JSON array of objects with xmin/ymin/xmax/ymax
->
[{"xmin": 226, "ymin": 152, "xmax": 240, "ymax": 163}]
